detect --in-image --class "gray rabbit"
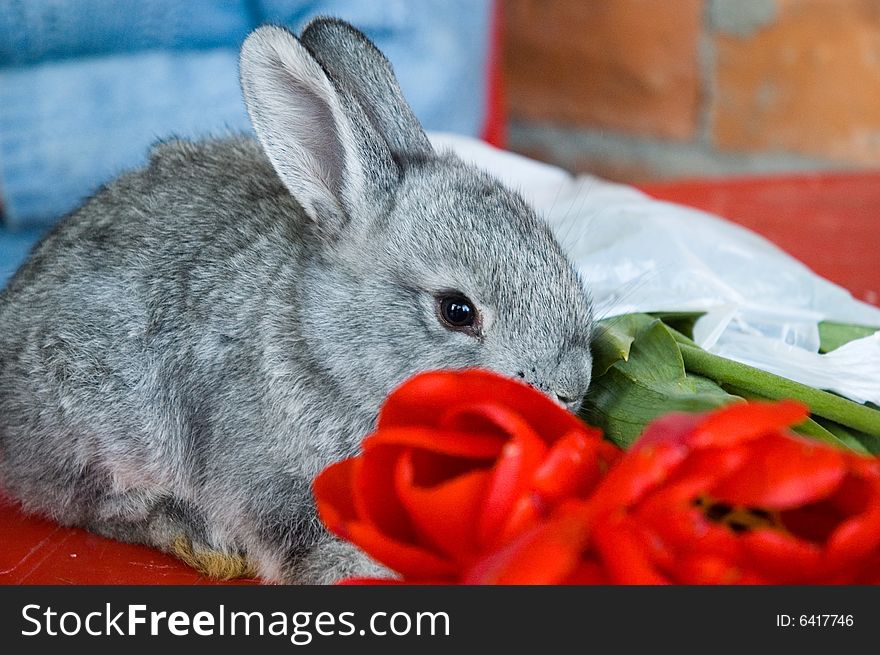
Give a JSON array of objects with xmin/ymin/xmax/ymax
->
[{"xmin": 0, "ymin": 19, "xmax": 594, "ymax": 584}]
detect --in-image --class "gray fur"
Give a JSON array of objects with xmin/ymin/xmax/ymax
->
[{"xmin": 0, "ymin": 20, "xmax": 593, "ymax": 583}]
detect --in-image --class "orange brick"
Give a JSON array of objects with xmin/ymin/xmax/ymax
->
[
  {"xmin": 502, "ymin": 0, "xmax": 702, "ymax": 140},
  {"xmin": 713, "ymin": 0, "xmax": 880, "ymax": 162}
]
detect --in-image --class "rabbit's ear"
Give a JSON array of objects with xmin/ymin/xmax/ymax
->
[
  {"xmin": 300, "ymin": 18, "xmax": 433, "ymax": 157},
  {"xmin": 240, "ymin": 25, "xmax": 396, "ymax": 239}
]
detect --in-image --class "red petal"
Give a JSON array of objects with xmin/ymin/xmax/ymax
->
[
  {"xmin": 588, "ymin": 442, "xmax": 688, "ymax": 515},
  {"xmin": 675, "ymin": 554, "xmax": 750, "ymax": 584},
  {"xmin": 847, "ymin": 455, "xmax": 880, "ymax": 478},
  {"xmin": 363, "ymin": 427, "xmax": 503, "ymax": 459},
  {"xmin": 378, "ymin": 368, "xmax": 590, "ymax": 443},
  {"xmin": 354, "ymin": 434, "xmax": 501, "ymax": 545},
  {"xmin": 313, "ymin": 458, "xmax": 359, "ymax": 537},
  {"xmin": 690, "ymin": 400, "xmax": 809, "ymax": 448},
  {"xmin": 346, "ymin": 521, "xmax": 457, "ymax": 580},
  {"xmin": 646, "ymin": 506, "xmax": 742, "ymax": 562},
  {"xmin": 378, "ymin": 369, "xmax": 533, "ymax": 428},
  {"xmin": 661, "ymin": 445, "xmax": 751, "ymax": 491},
  {"xmin": 464, "ymin": 508, "xmax": 590, "ymax": 584},
  {"xmin": 439, "ymin": 401, "xmax": 540, "ymax": 442},
  {"xmin": 633, "ymin": 412, "xmax": 706, "ymax": 450},
  {"xmin": 493, "ymin": 494, "xmax": 543, "ymax": 544},
  {"xmin": 532, "ymin": 430, "xmax": 620, "ymax": 503},
  {"xmin": 710, "ymin": 436, "xmax": 845, "ymax": 508},
  {"xmin": 852, "ymin": 554, "xmax": 880, "ymax": 584},
  {"xmin": 477, "ymin": 429, "xmax": 549, "ymax": 549},
  {"xmin": 739, "ymin": 529, "xmax": 823, "ymax": 583},
  {"xmin": 824, "ymin": 465, "xmax": 880, "ymax": 562},
  {"xmin": 563, "ymin": 562, "xmax": 609, "ymax": 585},
  {"xmin": 780, "ymin": 499, "xmax": 851, "ymax": 545},
  {"xmin": 353, "ymin": 446, "xmax": 416, "ymax": 543},
  {"xmin": 395, "ymin": 451, "xmax": 491, "ymax": 563},
  {"xmin": 592, "ymin": 514, "xmax": 669, "ymax": 584}
]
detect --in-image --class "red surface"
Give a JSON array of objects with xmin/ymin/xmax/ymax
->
[
  {"xmin": 2, "ymin": 172, "xmax": 878, "ymax": 584},
  {"xmin": 0, "ymin": 495, "xmax": 257, "ymax": 584}
]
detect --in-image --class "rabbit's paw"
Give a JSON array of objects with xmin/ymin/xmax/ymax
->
[
  {"xmin": 290, "ymin": 537, "xmax": 395, "ymax": 584},
  {"xmin": 170, "ymin": 535, "xmax": 259, "ymax": 580}
]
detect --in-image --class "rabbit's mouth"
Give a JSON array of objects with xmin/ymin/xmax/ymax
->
[
  {"xmin": 555, "ymin": 394, "xmax": 584, "ymax": 412},
  {"xmin": 514, "ymin": 370, "xmax": 586, "ymax": 414}
]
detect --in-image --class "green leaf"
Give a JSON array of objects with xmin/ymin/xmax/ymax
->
[
  {"xmin": 818, "ymin": 321, "xmax": 878, "ymax": 353},
  {"xmin": 583, "ymin": 317, "xmax": 737, "ymax": 448},
  {"xmin": 589, "ymin": 313, "xmax": 656, "ymax": 377},
  {"xmin": 649, "ymin": 312, "xmax": 704, "ymax": 340},
  {"xmin": 587, "ymin": 314, "xmax": 880, "ymax": 453}
]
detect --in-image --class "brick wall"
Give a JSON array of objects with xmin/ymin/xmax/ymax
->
[{"xmin": 503, "ymin": 0, "xmax": 880, "ymax": 181}]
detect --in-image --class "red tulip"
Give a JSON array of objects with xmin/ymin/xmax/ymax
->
[
  {"xmin": 313, "ymin": 368, "xmax": 621, "ymax": 583},
  {"xmin": 465, "ymin": 400, "xmax": 880, "ymax": 584}
]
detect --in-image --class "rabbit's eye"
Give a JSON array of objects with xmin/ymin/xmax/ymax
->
[{"xmin": 436, "ymin": 293, "xmax": 479, "ymax": 334}]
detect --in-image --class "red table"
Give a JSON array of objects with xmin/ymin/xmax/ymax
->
[{"xmin": 2, "ymin": 173, "xmax": 878, "ymax": 584}]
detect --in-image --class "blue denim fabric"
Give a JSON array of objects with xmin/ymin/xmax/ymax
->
[
  {"xmin": 0, "ymin": 0, "xmax": 256, "ymax": 64},
  {"xmin": 1, "ymin": 48, "xmax": 249, "ymax": 229},
  {"xmin": 0, "ymin": 0, "xmax": 490, "ymax": 275}
]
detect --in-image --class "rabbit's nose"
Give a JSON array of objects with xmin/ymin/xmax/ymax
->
[{"xmin": 551, "ymin": 348, "xmax": 593, "ymax": 411}]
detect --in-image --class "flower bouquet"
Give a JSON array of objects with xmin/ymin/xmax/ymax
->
[{"xmin": 314, "ymin": 368, "xmax": 880, "ymax": 584}]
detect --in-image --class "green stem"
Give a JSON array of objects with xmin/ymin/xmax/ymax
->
[
  {"xmin": 813, "ymin": 417, "xmax": 880, "ymax": 455},
  {"xmin": 666, "ymin": 327, "xmax": 697, "ymax": 347},
  {"xmin": 722, "ymin": 382, "xmax": 868, "ymax": 453},
  {"xmin": 676, "ymin": 341, "xmax": 880, "ymax": 438}
]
